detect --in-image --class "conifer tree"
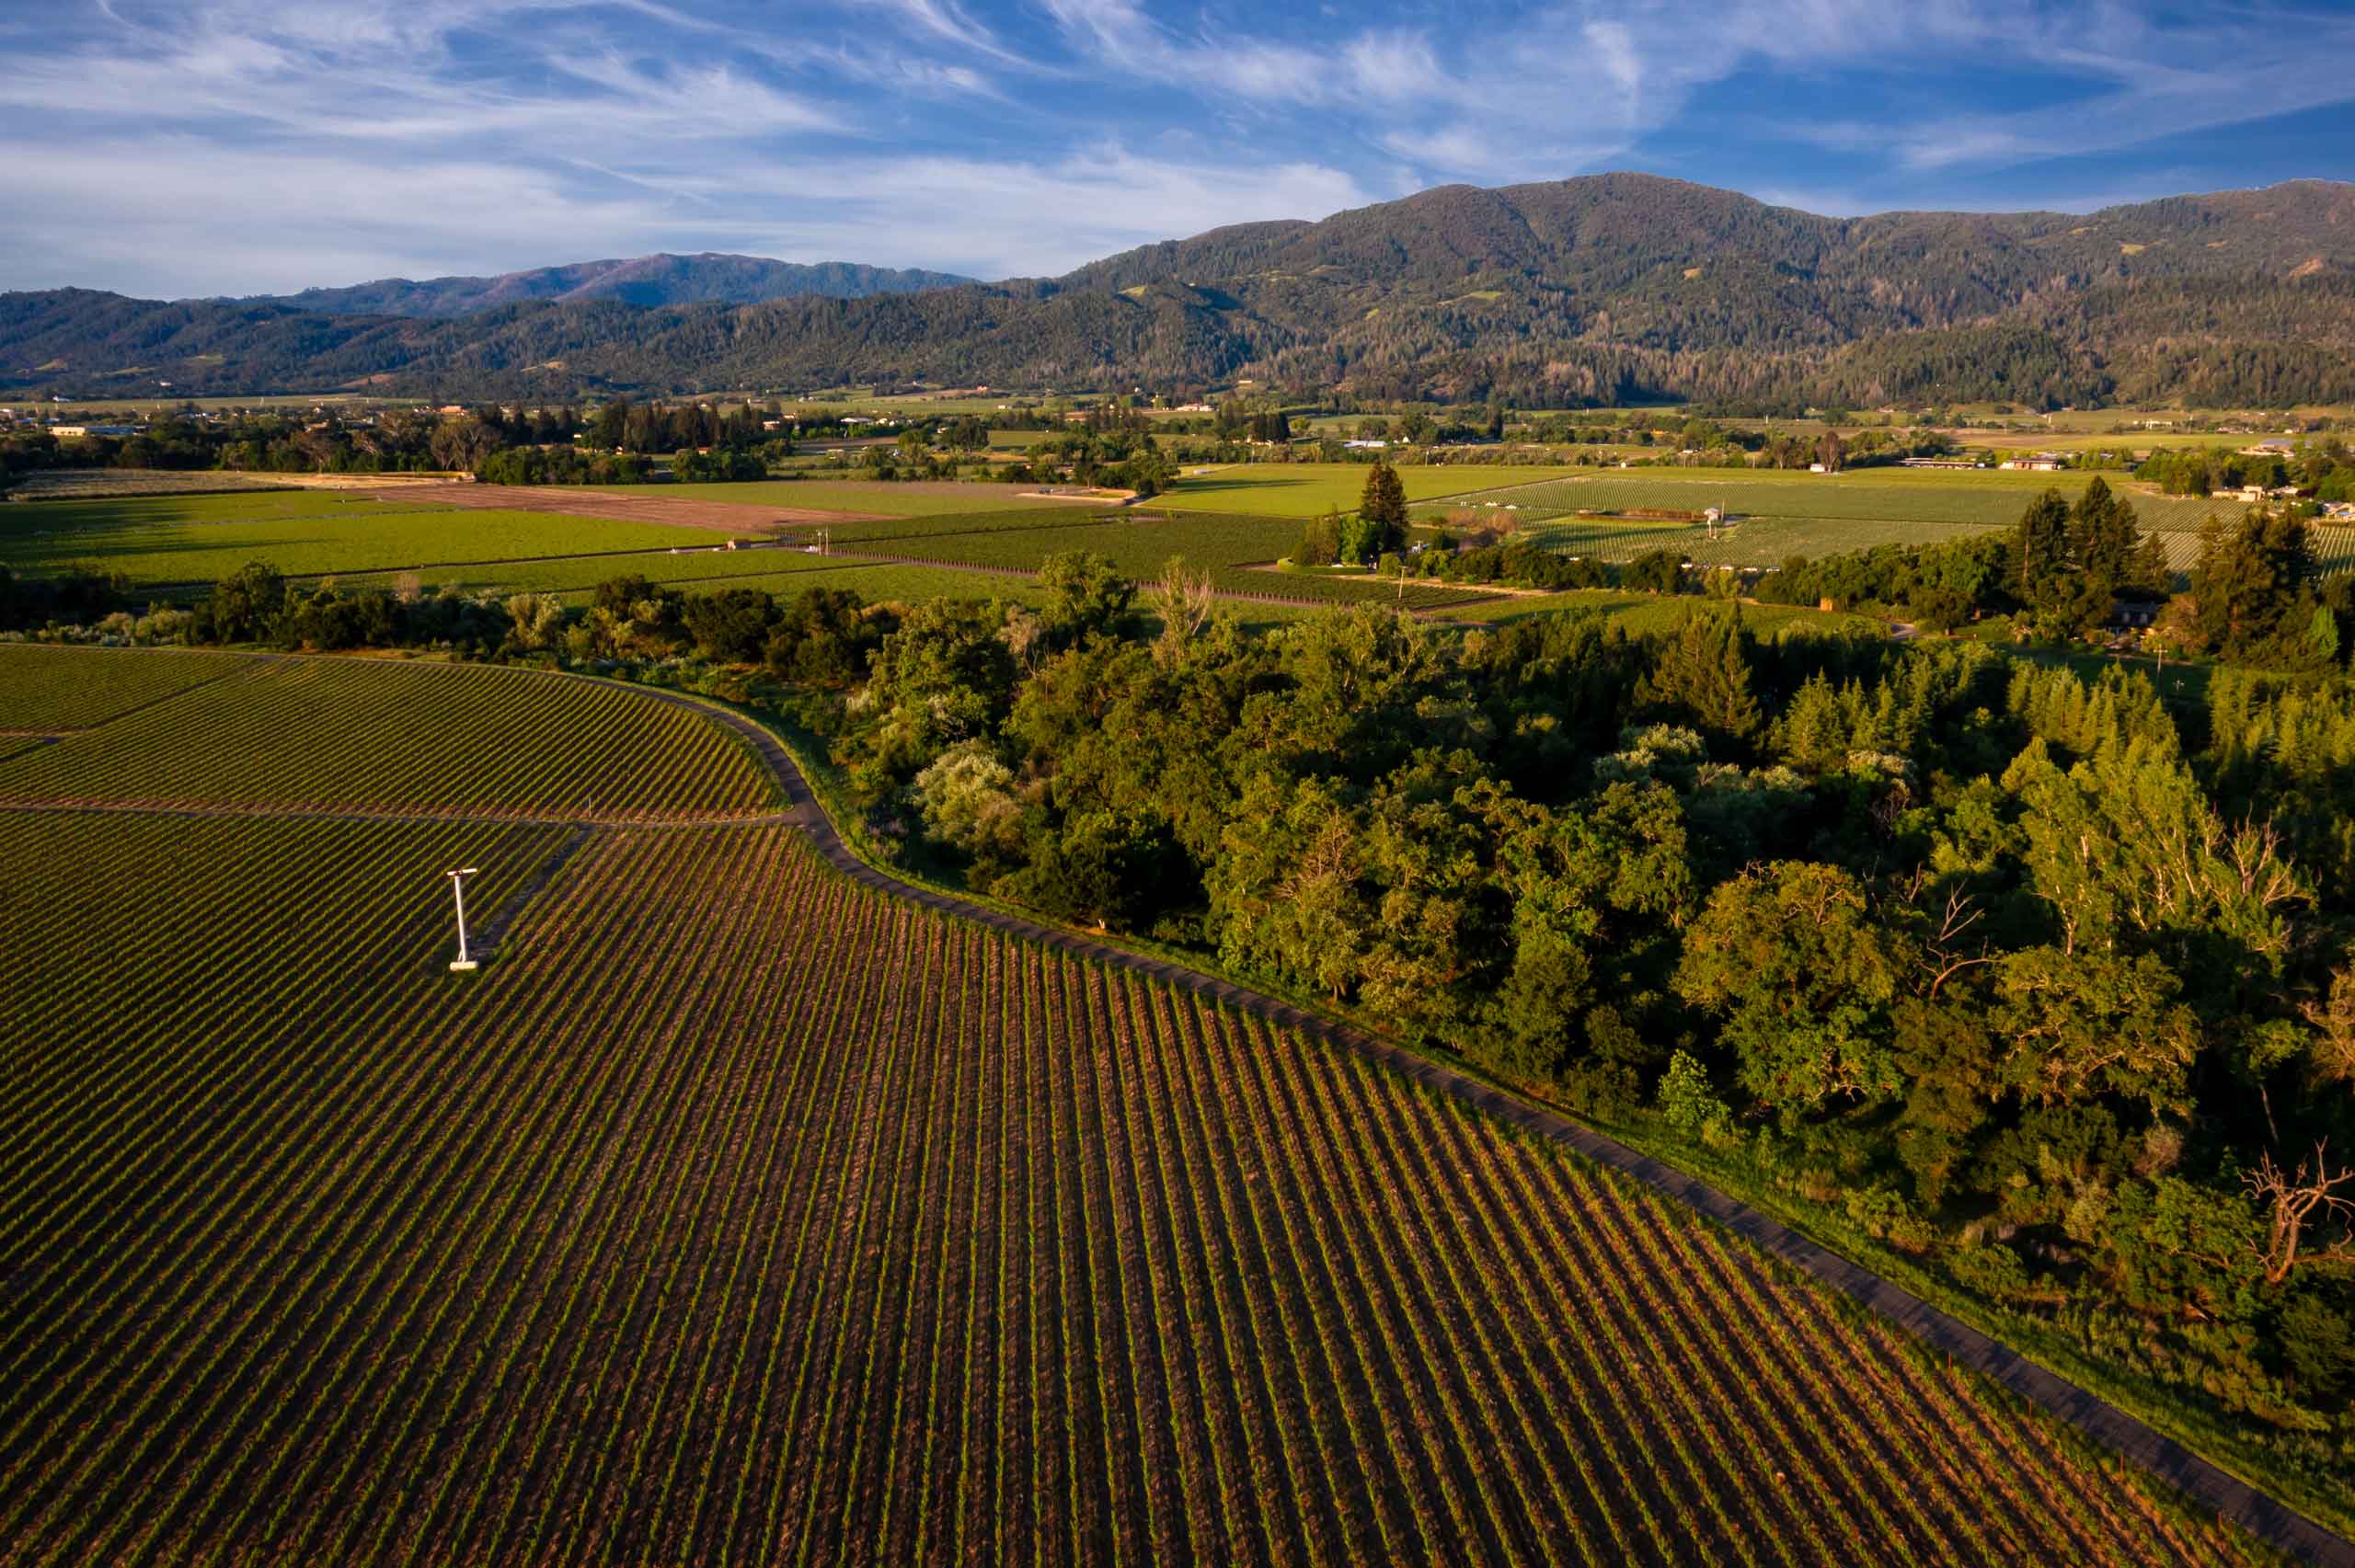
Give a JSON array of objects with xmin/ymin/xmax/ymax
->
[
  {"xmin": 1358, "ymin": 462, "xmax": 1409, "ymax": 558},
  {"xmin": 1643, "ymin": 608, "xmax": 1761, "ymax": 743},
  {"xmin": 2016, "ymin": 487, "xmax": 2072, "ymax": 606}
]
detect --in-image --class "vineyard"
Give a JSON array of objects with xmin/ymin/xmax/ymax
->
[
  {"xmin": 619, "ymin": 478, "xmax": 1065, "ymax": 516},
  {"xmin": 0, "ymin": 645, "xmax": 258, "ymax": 730},
  {"xmin": 1517, "ymin": 513, "xmax": 1996, "ymax": 570},
  {"xmin": 0, "ymin": 654, "xmax": 776, "ymax": 820},
  {"xmin": 0, "ymin": 803, "xmax": 2260, "ymax": 1566},
  {"xmin": 1158, "ymin": 463, "xmax": 1580, "ymax": 517},
  {"xmin": 1428, "ymin": 472, "xmax": 2264, "ymax": 573},
  {"xmin": 0, "ymin": 491, "xmax": 719, "ymax": 585},
  {"xmin": 1439, "ymin": 591, "xmax": 1884, "ymax": 638},
  {"xmin": 327, "ymin": 540, "xmax": 878, "ymax": 601},
  {"xmin": 824, "ymin": 509, "xmax": 1494, "ymax": 610},
  {"xmin": 1461, "ymin": 474, "xmax": 2067, "ymax": 529}
]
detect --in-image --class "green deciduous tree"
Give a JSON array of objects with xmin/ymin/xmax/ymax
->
[
  {"xmin": 1035, "ymin": 550, "xmax": 1137, "ymax": 649},
  {"xmin": 856, "ymin": 598, "xmax": 1020, "ymax": 784},
  {"xmin": 1674, "ymin": 860, "xmax": 1902, "ymax": 1116},
  {"xmin": 1990, "ymin": 944, "xmax": 2201, "ymax": 1113},
  {"xmin": 206, "ymin": 561, "xmax": 287, "ymax": 643}
]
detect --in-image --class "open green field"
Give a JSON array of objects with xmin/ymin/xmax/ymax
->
[
  {"xmin": 1421, "ymin": 470, "xmax": 2259, "ymax": 573},
  {"xmin": 619, "ymin": 480, "xmax": 1062, "ymax": 517},
  {"xmin": 330, "ymin": 542, "xmax": 872, "ymax": 600},
  {"xmin": 0, "ymin": 492, "xmax": 719, "ymax": 585},
  {"xmin": 1159, "ymin": 464, "xmax": 1580, "ymax": 518},
  {"xmin": 0, "ymin": 654, "xmax": 775, "ymax": 819},
  {"xmin": 1438, "ymin": 590, "xmax": 1885, "ymax": 637},
  {"xmin": 1470, "ymin": 470, "xmax": 2097, "ymax": 526},
  {"xmin": 841, "ymin": 508, "xmax": 1492, "ymax": 610},
  {"xmin": 1517, "ymin": 514, "xmax": 1998, "ymax": 570},
  {"xmin": 0, "ymin": 647, "xmax": 2257, "ymax": 1565}
]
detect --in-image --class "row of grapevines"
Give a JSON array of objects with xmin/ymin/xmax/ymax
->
[
  {"xmin": 0, "ymin": 655, "xmax": 775, "ymax": 820},
  {"xmin": 0, "ymin": 821, "xmax": 2268, "ymax": 1565}
]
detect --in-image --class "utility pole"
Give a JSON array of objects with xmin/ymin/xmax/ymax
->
[{"xmin": 446, "ymin": 866, "xmax": 480, "ymax": 972}]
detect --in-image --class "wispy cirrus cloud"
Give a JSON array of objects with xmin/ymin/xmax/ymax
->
[{"xmin": 0, "ymin": 0, "xmax": 2348, "ymax": 298}]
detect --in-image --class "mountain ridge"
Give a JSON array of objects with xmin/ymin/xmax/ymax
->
[
  {"xmin": 232, "ymin": 252, "xmax": 975, "ymax": 317},
  {"xmin": 6, "ymin": 173, "xmax": 2351, "ymax": 406}
]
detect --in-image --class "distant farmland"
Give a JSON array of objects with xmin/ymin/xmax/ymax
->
[
  {"xmin": 0, "ymin": 649, "xmax": 2261, "ymax": 1565},
  {"xmin": 1158, "ymin": 462, "xmax": 1580, "ymax": 517},
  {"xmin": 1419, "ymin": 470, "xmax": 2267, "ymax": 572},
  {"xmin": 0, "ymin": 489, "xmax": 718, "ymax": 584}
]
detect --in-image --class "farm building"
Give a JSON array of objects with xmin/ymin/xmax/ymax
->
[
  {"xmin": 1900, "ymin": 456, "xmax": 1983, "ymax": 469},
  {"xmin": 1999, "ymin": 453, "xmax": 2070, "ymax": 471}
]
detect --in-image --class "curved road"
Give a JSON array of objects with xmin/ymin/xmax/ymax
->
[{"xmin": 636, "ymin": 680, "xmax": 2353, "ymax": 1568}]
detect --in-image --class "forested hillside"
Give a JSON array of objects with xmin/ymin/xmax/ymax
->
[
  {"xmin": 4, "ymin": 175, "xmax": 2349, "ymax": 405},
  {"xmin": 250, "ymin": 253, "xmax": 974, "ymax": 316}
]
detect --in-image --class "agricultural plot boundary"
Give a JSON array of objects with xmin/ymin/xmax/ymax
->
[{"xmin": 586, "ymin": 672, "xmax": 2355, "ymax": 1568}]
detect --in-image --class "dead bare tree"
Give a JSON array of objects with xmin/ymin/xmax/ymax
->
[
  {"xmin": 1901, "ymin": 872, "xmax": 1994, "ymax": 1000},
  {"xmin": 2246, "ymin": 1143, "xmax": 2355, "ymax": 1286},
  {"xmin": 2298, "ymin": 967, "xmax": 2355, "ymax": 1088},
  {"xmin": 1149, "ymin": 555, "xmax": 1216, "ymax": 663}
]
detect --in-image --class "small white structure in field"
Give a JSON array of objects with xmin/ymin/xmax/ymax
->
[{"xmin": 447, "ymin": 867, "xmax": 480, "ymax": 972}]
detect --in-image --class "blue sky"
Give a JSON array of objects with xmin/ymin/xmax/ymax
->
[{"xmin": 1, "ymin": 0, "xmax": 2349, "ymax": 298}]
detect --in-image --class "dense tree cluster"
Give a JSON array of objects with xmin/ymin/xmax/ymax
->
[{"xmin": 766, "ymin": 572, "xmax": 2355, "ymax": 1485}]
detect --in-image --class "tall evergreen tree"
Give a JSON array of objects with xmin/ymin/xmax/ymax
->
[
  {"xmin": 1358, "ymin": 462, "xmax": 1409, "ymax": 559},
  {"xmin": 2069, "ymin": 476, "xmax": 2142, "ymax": 601},
  {"xmin": 2016, "ymin": 487, "xmax": 2072, "ymax": 608},
  {"xmin": 2194, "ymin": 508, "xmax": 2315, "ymax": 659},
  {"xmin": 1642, "ymin": 609, "xmax": 1761, "ymax": 743}
]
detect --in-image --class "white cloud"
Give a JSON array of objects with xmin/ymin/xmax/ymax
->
[
  {"xmin": 2, "ymin": 0, "xmax": 2349, "ymax": 299},
  {"xmin": 0, "ymin": 143, "xmax": 673, "ymax": 294},
  {"xmin": 0, "ymin": 132, "xmax": 1369, "ymax": 294},
  {"xmin": 669, "ymin": 146, "xmax": 1373, "ymax": 278}
]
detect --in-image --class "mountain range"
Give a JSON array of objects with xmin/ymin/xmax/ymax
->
[
  {"xmin": 4, "ymin": 173, "xmax": 2350, "ymax": 408},
  {"xmin": 240, "ymin": 254, "xmax": 974, "ymax": 317}
]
